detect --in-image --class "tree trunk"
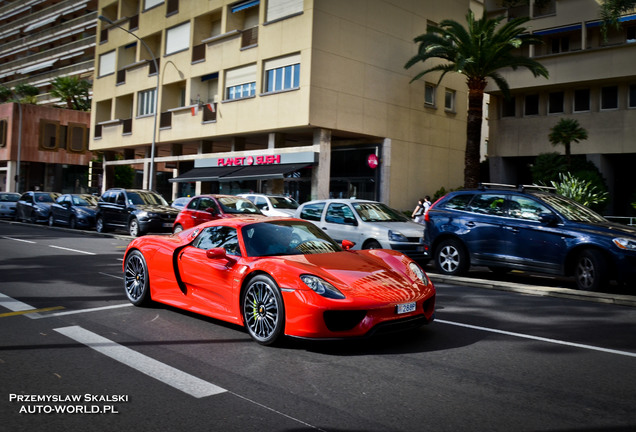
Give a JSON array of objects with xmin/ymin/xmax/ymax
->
[{"xmin": 465, "ymin": 79, "xmax": 486, "ymax": 189}]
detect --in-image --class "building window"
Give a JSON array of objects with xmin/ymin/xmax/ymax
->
[
  {"xmin": 225, "ymin": 64, "xmax": 257, "ymax": 100},
  {"xmin": 40, "ymin": 120, "xmax": 59, "ymax": 150},
  {"xmin": 627, "ymin": 26, "xmax": 636, "ymax": 43},
  {"xmin": 67, "ymin": 123, "xmax": 87, "ymax": 153},
  {"xmin": 165, "ymin": 21, "xmax": 191, "ymax": 55},
  {"xmin": 629, "ymin": 84, "xmax": 636, "ymax": 108},
  {"xmin": 574, "ymin": 89, "xmax": 590, "ymax": 112},
  {"xmin": 550, "ymin": 36, "xmax": 569, "ymax": 54},
  {"xmin": 98, "ymin": 50, "xmax": 116, "ymax": 77},
  {"xmin": 166, "ymin": 0, "xmax": 178, "ymax": 16},
  {"xmin": 138, "ymin": 88, "xmax": 157, "ymax": 116},
  {"xmin": 601, "ymin": 85, "xmax": 618, "ymax": 110},
  {"xmin": 501, "ymin": 97, "xmax": 516, "ymax": 117},
  {"xmin": 0, "ymin": 119, "xmax": 6, "ymax": 147},
  {"xmin": 524, "ymin": 94, "xmax": 539, "ymax": 116},
  {"xmin": 444, "ymin": 89, "xmax": 455, "ymax": 112},
  {"xmin": 266, "ymin": 0, "xmax": 302, "ymax": 22},
  {"xmin": 425, "ymin": 83, "xmax": 436, "ymax": 107},
  {"xmin": 548, "ymin": 91, "xmax": 564, "ymax": 114},
  {"xmin": 264, "ymin": 54, "xmax": 300, "ymax": 93},
  {"xmin": 144, "ymin": 0, "xmax": 163, "ymax": 11}
]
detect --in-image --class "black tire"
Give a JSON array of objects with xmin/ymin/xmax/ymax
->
[
  {"xmin": 363, "ymin": 239, "xmax": 382, "ymax": 249},
  {"xmin": 242, "ymin": 275, "xmax": 285, "ymax": 346},
  {"xmin": 173, "ymin": 224, "xmax": 183, "ymax": 234},
  {"xmin": 129, "ymin": 218, "xmax": 142, "ymax": 237},
  {"xmin": 574, "ymin": 249, "xmax": 608, "ymax": 291},
  {"xmin": 69, "ymin": 216, "xmax": 77, "ymax": 230},
  {"xmin": 95, "ymin": 216, "xmax": 107, "ymax": 233},
  {"xmin": 123, "ymin": 250, "xmax": 151, "ymax": 306},
  {"xmin": 48, "ymin": 215, "xmax": 55, "ymax": 227},
  {"xmin": 435, "ymin": 238, "xmax": 469, "ymax": 276}
]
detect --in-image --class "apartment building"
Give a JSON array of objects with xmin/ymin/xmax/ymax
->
[
  {"xmin": 0, "ymin": 0, "xmax": 97, "ymax": 193},
  {"xmin": 91, "ymin": 0, "xmax": 473, "ymax": 209},
  {"xmin": 486, "ymin": 0, "xmax": 636, "ymax": 215}
]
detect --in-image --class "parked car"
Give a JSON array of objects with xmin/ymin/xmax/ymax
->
[
  {"xmin": 123, "ymin": 217, "xmax": 435, "ymax": 345},
  {"xmin": 425, "ymin": 184, "xmax": 636, "ymax": 291},
  {"xmin": 48, "ymin": 194, "xmax": 99, "ymax": 229},
  {"xmin": 96, "ymin": 189, "xmax": 179, "ymax": 237},
  {"xmin": 0, "ymin": 192, "xmax": 20, "ymax": 219},
  {"xmin": 295, "ymin": 199, "xmax": 429, "ymax": 261},
  {"xmin": 237, "ymin": 193, "xmax": 299, "ymax": 217},
  {"xmin": 171, "ymin": 196, "xmax": 191, "ymax": 210},
  {"xmin": 15, "ymin": 191, "xmax": 60, "ymax": 223},
  {"xmin": 173, "ymin": 194, "xmax": 263, "ymax": 233}
]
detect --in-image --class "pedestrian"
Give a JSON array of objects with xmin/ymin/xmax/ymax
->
[
  {"xmin": 423, "ymin": 195, "xmax": 432, "ymax": 213},
  {"xmin": 411, "ymin": 198, "xmax": 426, "ymax": 224}
]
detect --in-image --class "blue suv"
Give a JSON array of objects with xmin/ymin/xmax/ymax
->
[{"xmin": 425, "ymin": 184, "xmax": 636, "ymax": 291}]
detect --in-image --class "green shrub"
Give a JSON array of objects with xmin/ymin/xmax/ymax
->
[{"xmin": 550, "ymin": 172, "xmax": 608, "ymax": 212}]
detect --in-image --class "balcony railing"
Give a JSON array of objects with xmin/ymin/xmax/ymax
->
[
  {"xmin": 241, "ymin": 26, "xmax": 258, "ymax": 48},
  {"xmin": 122, "ymin": 118, "xmax": 132, "ymax": 134},
  {"xmin": 192, "ymin": 43, "xmax": 205, "ymax": 63},
  {"xmin": 160, "ymin": 111, "xmax": 172, "ymax": 129}
]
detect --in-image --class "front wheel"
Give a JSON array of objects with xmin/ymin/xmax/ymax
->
[
  {"xmin": 69, "ymin": 216, "xmax": 77, "ymax": 230},
  {"xmin": 435, "ymin": 238, "xmax": 468, "ymax": 276},
  {"xmin": 129, "ymin": 218, "xmax": 142, "ymax": 237},
  {"xmin": 173, "ymin": 224, "xmax": 183, "ymax": 234},
  {"xmin": 123, "ymin": 250, "xmax": 151, "ymax": 306},
  {"xmin": 48, "ymin": 215, "xmax": 55, "ymax": 227},
  {"xmin": 242, "ymin": 275, "xmax": 285, "ymax": 346},
  {"xmin": 96, "ymin": 216, "xmax": 107, "ymax": 233},
  {"xmin": 363, "ymin": 239, "xmax": 382, "ymax": 249},
  {"xmin": 574, "ymin": 249, "xmax": 608, "ymax": 291}
]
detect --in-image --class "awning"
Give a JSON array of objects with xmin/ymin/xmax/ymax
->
[
  {"xmin": 24, "ymin": 13, "xmax": 60, "ymax": 32},
  {"xmin": 231, "ymin": 0, "xmax": 259, "ymax": 13},
  {"xmin": 169, "ymin": 163, "xmax": 310, "ymax": 183},
  {"xmin": 533, "ymin": 24, "xmax": 581, "ymax": 36},
  {"xmin": 19, "ymin": 58, "xmax": 58, "ymax": 74}
]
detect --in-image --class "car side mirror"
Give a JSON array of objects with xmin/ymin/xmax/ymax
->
[
  {"xmin": 539, "ymin": 213, "xmax": 558, "ymax": 226},
  {"xmin": 205, "ymin": 207, "xmax": 218, "ymax": 215},
  {"xmin": 342, "ymin": 239, "xmax": 355, "ymax": 250},
  {"xmin": 344, "ymin": 217, "xmax": 357, "ymax": 226},
  {"xmin": 206, "ymin": 247, "xmax": 227, "ymax": 259}
]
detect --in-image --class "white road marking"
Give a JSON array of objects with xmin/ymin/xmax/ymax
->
[
  {"xmin": 33, "ymin": 303, "xmax": 132, "ymax": 319},
  {"xmin": 437, "ymin": 319, "xmax": 636, "ymax": 358},
  {"xmin": 0, "ymin": 292, "xmax": 40, "ymax": 315},
  {"xmin": 48, "ymin": 245, "xmax": 96, "ymax": 255},
  {"xmin": 99, "ymin": 271, "xmax": 123, "ymax": 279},
  {"xmin": 54, "ymin": 326, "xmax": 227, "ymax": 398},
  {"xmin": 1, "ymin": 236, "xmax": 36, "ymax": 244}
]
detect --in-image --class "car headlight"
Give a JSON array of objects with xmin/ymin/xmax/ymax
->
[
  {"xmin": 300, "ymin": 275, "xmax": 345, "ymax": 299},
  {"xmin": 409, "ymin": 262, "xmax": 429, "ymax": 284},
  {"xmin": 388, "ymin": 230, "xmax": 408, "ymax": 242},
  {"xmin": 613, "ymin": 238, "xmax": 636, "ymax": 251}
]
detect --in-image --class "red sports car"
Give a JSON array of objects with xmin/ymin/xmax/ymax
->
[
  {"xmin": 123, "ymin": 218, "xmax": 435, "ymax": 345},
  {"xmin": 173, "ymin": 194, "xmax": 263, "ymax": 233}
]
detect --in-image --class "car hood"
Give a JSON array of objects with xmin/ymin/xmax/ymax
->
[
  {"xmin": 566, "ymin": 220, "xmax": 636, "ymax": 239},
  {"xmin": 365, "ymin": 220, "xmax": 425, "ymax": 236},
  {"xmin": 136, "ymin": 205, "xmax": 180, "ymax": 215},
  {"xmin": 269, "ymin": 250, "xmax": 427, "ymax": 301}
]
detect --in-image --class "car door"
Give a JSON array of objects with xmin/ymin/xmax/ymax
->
[
  {"xmin": 321, "ymin": 202, "xmax": 363, "ymax": 245},
  {"xmin": 55, "ymin": 195, "xmax": 70, "ymax": 224},
  {"xmin": 16, "ymin": 193, "xmax": 32, "ymax": 221},
  {"xmin": 460, "ymin": 192, "xmax": 509, "ymax": 264},
  {"xmin": 502, "ymin": 195, "xmax": 567, "ymax": 273},
  {"xmin": 178, "ymin": 225, "xmax": 241, "ymax": 321}
]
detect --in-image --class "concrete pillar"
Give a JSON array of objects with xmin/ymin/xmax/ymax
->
[
  {"xmin": 380, "ymin": 138, "xmax": 391, "ymax": 204},
  {"xmin": 6, "ymin": 161, "xmax": 16, "ymax": 193},
  {"xmin": 102, "ymin": 151, "xmax": 117, "ymax": 193},
  {"xmin": 311, "ymin": 128, "xmax": 331, "ymax": 200}
]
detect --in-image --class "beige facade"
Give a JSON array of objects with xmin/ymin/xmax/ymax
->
[
  {"xmin": 91, "ymin": 0, "xmax": 472, "ymax": 210},
  {"xmin": 485, "ymin": 0, "xmax": 636, "ymax": 214}
]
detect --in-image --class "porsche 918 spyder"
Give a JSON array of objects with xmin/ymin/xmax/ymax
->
[{"xmin": 123, "ymin": 218, "xmax": 435, "ymax": 345}]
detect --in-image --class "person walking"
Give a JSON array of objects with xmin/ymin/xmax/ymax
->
[
  {"xmin": 411, "ymin": 198, "xmax": 426, "ymax": 224},
  {"xmin": 423, "ymin": 196, "xmax": 432, "ymax": 213}
]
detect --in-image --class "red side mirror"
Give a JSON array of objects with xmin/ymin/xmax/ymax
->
[
  {"xmin": 206, "ymin": 247, "xmax": 227, "ymax": 259},
  {"xmin": 341, "ymin": 239, "xmax": 355, "ymax": 250}
]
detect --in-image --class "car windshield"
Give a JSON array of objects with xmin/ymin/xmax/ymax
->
[
  {"xmin": 352, "ymin": 202, "xmax": 409, "ymax": 222},
  {"xmin": 0, "ymin": 193, "xmax": 19, "ymax": 202},
  {"xmin": 73, "ymin": 195, "xmax": 98, "ymax": 206},
  {"xmin": 536, "ymin": 193, "xmax": 608, "ymax": 223},
  {"xmin": 242, "ymin": 220, "xmax": 341, "ymax": 257},
  {"xmin": 127, "ymin": 191, "xmax": 169, "ymax": 206},
  {"xmin": 218, "ymin": 196, "xmax": 261, "ymax": 214},
  {"xmin": 269, "ymin": 196, "xmax": 299, "ymax": 209}
]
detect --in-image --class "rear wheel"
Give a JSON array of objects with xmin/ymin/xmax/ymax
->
[
  {"xmin": 574, "ymin": 249, "xmax": 608, "ymax": 291},
  {"xmin": 435, "ymin": 238, "xmax": 468, "ymax": 276},
  {"xmin": 69, "ymin": 216, "xmax": 77, "ymax": 230},
  {"xmin": 242, "ymin": 275, "xmax": 285, "ymax": 346},
  {"xmin": 123, "ymin": 250, "xmax": 151, "ymax": 306}
]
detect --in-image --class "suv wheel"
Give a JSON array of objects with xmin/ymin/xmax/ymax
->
[
  {"xmin": 574, "ymin": 249, "xmax": 607, "ymax": 291},
  {"xmin": 435, "ymin": 238, "xmax": 468, "ymax": 276},
  {"xmin": 129, "ymin": 218, "xmax": 142, "ymax": 237},
  {"xmin": 96, "ymin": 216, "xmax": 107, "ymax": 233}
]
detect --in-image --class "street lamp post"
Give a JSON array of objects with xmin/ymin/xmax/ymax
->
[
  {"xmin": 98, "ymin": 15, "xmax": 159, "ymax": 191},
  {"xmin": 8, "ymin": 88, "xmax": 22, "ymax": 193}
]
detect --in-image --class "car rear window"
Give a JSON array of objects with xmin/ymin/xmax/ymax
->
[{"xmin": 299, "ymin": 203, "xmax": 325, "ymax": 221}]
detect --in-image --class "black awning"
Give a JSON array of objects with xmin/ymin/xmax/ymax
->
[
  {"xmin": 169, "ymin": 163, "xmax": 310, "ymax": 183},
  {"xmin": 168, "ymin": 166, "xmax": 241, "ymax": 182},
  {"xmin": 219, "ymin": 163, "xmax": 310, "ymax": 181}
]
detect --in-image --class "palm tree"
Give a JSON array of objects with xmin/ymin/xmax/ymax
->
[
  {"xmin": 50, "ymin": 76, "xmax": 91, "ymax": 111},
  {"xmin": 548, "ymin": 118, "xmax": 588, "ymax": 168},
  {"xmin": 405, "ymin": 10, "xmax": 548, "ymax": 188},
  {"xmin": 601, "ymin": 0, "xmax": 636, "ymax": 33}
]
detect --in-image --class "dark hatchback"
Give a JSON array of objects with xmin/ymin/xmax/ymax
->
[
  {"xmin": 425, "ymin": 184, "xmax": 636, "ymax": 291},
  {"xmin": 49, "ymin": 194, "xmax": 99, "ymax": 229},
  {"xmin": 96, "ymin": 189, "xmax": 179, "ymax": 237}
]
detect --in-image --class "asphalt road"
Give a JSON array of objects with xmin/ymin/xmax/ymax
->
[{"xmin": 1, "ymin": 221, "xmax": 635, "ymax": 432}]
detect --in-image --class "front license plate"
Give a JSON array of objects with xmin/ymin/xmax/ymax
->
[
  {"xmin": 396, "ymin": 302, "xmax": 416, "ymax": 314},
  {"xmin": 162, "ymin": 222, "xmax": 173, "ymax": 228}
]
